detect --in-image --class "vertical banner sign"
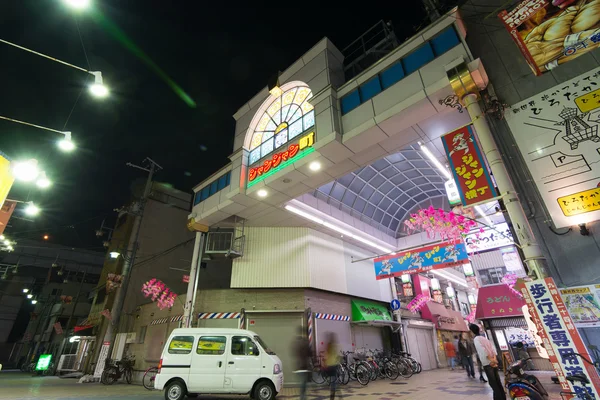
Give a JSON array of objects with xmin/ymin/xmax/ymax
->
[
  {"xmin": 0, "ymin": 152, "xmax": 15, "ymax": 209},
  {"xmin": 523, "ymin": 278, "xmax": 600, "ymax": 398},
  {"xmin": 499, "ymin": 0, "xmax": 600, "ymax": 76},
  {"xmin": 374, "ymin": 240, "xmax": 469, "ymax": 279},
  {"xmin": 53, "ymin": 322, "xmax": 63, "ymax": 335},
  {"xmin": 441, "ymin": 125, "xmax": 498, "ymax": 206},
  {"xmin": 94, "ymin": 341, "xmax": 111, "ymax": 378},
  {"xmin": 0, "ymin": 200, "xmax": 16, "ymax": 236}
]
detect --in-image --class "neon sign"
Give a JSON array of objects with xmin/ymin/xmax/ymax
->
[{"xmin": 247, "ymin": 132, "xmax": 315, "ymax": 188}]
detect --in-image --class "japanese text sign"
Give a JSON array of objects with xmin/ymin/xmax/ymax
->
[
  {"xmin": 373, "ymin": 240, "xmax": 469, "ymax": 280},
  {"xmin": 465, "ymin": 222, "xmax": 513, "ymax": 253},
  {"xmin": 247, "ymin": 131, "xmax": 314, "ymax": 187},
  {"xmin": 559, "ymin": 285, "xmax": 600, "ymax": 328},
  {"xmin": 499, "ymin": 0, "xmax": 600, "ymax": 76},
  {"xmin": 475, "ymin": 284, "xmax": 525, "ymax": 319},
  {"xmin": 441, "ymin": 125, "xmax": 498, "ymax": 206},
  {"xmin": 505, "ymin": 67, "xmax": 600, "ymax": 228},
  {"xmin": 523, "ymin": 278, "xmax": 600, "ymax": 398}
]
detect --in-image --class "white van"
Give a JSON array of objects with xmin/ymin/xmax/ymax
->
[{"xmin": 155, "ymin": 328, "xmax": 283, "ymax": 400}]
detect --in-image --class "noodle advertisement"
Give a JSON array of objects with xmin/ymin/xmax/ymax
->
[
  {"xmin": 559, "ymin": 285, "xmax": 600, "ymax": 327},
  {"xmin": 499, "ymin": 0, "xmax": 600, "ymax": 76}
]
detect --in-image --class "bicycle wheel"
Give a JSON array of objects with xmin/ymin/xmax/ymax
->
[
  {"xmin": 397, "ymin": 358, "xmax": 414, "ymax": 378},
  {"xmin": 124, "ymin": 367, "xmax": 132, "ymax": 384},
  {"xmin": 355, "ymin": 363, "xmax": 370, "ymax": 386},
  {"xmin": 337, "ymin": 364, "xmax": 349, "ymax": 385},
  {"xmin": 143, "ymin": 367, "xmax": 158, "ymax": 390},
  {"xmin": 101, "ymin": 366, "xmax": 118, "ymax": 385},
  {"xmin": 411, "ymin": 358, "xmax": 422, "ymax": 374},
  {"xmin": 384, "ymin": 361, "xmax": 399, "ymax": 380},
  {"xmin": 311, "ymin": 368, "xmax": 326, "ymax": 384}
]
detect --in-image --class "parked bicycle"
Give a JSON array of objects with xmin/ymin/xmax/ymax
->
[
  {"xmin": 101, "ymin": 356, "xmax": 135, "ymax": 385},
  {"xmin": 143, "ymin": 366, "xmax": 159, "ymax": 390}
]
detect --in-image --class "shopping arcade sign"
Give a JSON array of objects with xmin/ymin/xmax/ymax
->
[
  {"xmin": 247, "ymin": 131, "xmax": 315, "ymax": 188},
  {"xmin": 373, "ymin": 240, "xmax": 469, "ymax": 279},
  {"xmin": 465, "ymin": 222, "xmax": 514, "ymax": 253}
]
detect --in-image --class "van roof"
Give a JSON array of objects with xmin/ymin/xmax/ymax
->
[{"xmin": 169, "ymin": 328, "xmax": 259, "ymax": 336}]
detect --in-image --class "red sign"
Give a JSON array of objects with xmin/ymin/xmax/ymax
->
[
  {"xmin": 0, "ymin": 200, "xmax": 16, "ymax": 236},
  {"xmin": 182, "ymin": 275, "xmax": 190, "ymax": 283},
  {"xmin": 523, "ymin": 278, "xmax": 600, "ymax": 397},
  {"xmin": 249, "ymin": 320, "xmax": 255, "ymax": 326},
  {"xmin": 53, "ymin": 322, "xmax": 63, "ymax": 335},
  {"xmin": 248, "ymin": 132, "xmax": 314, "ymax": 182},
  {"xmin": 441, "ymin": 125, "xmax": 498, "ymax": 206},
  {"xmin": 475, "ymin": 284, "xmax": 525, "ymax": 319}
]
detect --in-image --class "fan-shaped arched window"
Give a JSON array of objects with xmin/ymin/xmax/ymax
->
[{"xmin": 247, "ymin": 83, "xmax": 314, "ymax": 165}]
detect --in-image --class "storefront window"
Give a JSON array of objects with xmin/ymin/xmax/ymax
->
[{"xmin": 478, "ymin": 266, "xmax": 508, "ymax": 286}]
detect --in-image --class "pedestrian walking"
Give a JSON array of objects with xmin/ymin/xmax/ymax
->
[
  {"xmin": 324, "ymin": 332, "xmax": 340, "ymax": 400},
  {"xmin": 293, "ymin": 327, "xmax": 312, "ymax": 400},
  {"xmin": 458, "ymin": 333, "xmax": 476, "ymax": 378},
  {"xmin": 444, "ymin": 337, "xmax": 456, "ymax": 370},
  {"xmin": 470, "ymin": 323, "xmax": 505, "ymax": 400}
]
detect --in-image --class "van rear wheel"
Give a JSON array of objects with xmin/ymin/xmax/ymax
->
[
  {"xmin": 253, "ymin": 381, "xmax": 275, "ymax": 400},
  {"xmin": 164, "ymin": 380, "xmax": 186, "ymax": 400}
]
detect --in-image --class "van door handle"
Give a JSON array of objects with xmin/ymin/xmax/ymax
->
[
  {"xmin": 228, "ymin": 361, "xmax": 234, "ymax": 365},
  {"xmin": 218, "ymin": 361, "xmax": 222, "ymax": 367}
]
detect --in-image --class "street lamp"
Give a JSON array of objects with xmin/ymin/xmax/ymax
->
[
  {"xmin": 25, "ymin": 202, "xmax": 40, "ymax": 216},
  {"xmin": 89, "ymin": 72, "xmax": 109, "ymax": 98},
  {"xmin": 63, "ymin": 0, "xmax": 91, "ymax": 9},
  {"xmin": 36, "ymin": 171, "xmax": 51, "ymax": 188},
  {"xmin": 58, "ymin": 132, "xmax": 75, "ymax": 152},
  {"xmin": 31, "ymin": 299, "xmax": 38, "ymax": 305},
  {"xmin": 27, "ymin": 294, "xmax": 33, "ymax": 299},
  {"xmin": 109, "ymin": 251, "xmax": 120, "ymax": 259},
  {"xmin": 12, "ymin": 159, "xmax": 40, "ymax": 182},
  {"xmin": 23, "ymin": 288, "xmax": 29, "ymax": 293}
]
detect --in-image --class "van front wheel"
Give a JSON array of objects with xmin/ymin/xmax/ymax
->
[
  {"xmin": 253, "ymin": 381, "xmax": 275, "ymax": 400},
  {"xmin": 164, "ymin": 380, "xmax": 186, "ymax": 400}
]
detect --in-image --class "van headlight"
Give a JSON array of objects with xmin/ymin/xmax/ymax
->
[{"xmin": 273, "ymin": 364, "xmax": 281, "ymax": 374}]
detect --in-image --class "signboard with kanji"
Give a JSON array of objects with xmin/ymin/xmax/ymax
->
[
  {"xmin": 505, "ymin": 67, "xmax": 600, "ymax": 228},
  {"xmin": 522, "ymin": 278, "xmax": 600, "ymax": 398},
  {"xmin": 499, "ymin": 0, "xmax": 600, "ymax": 76},
  {"xmin": 465, "ymin": 222, "xmax": 514, "ymax": 253},
  {"xmin": 373, "ymin": 240, "xmax": 469, "ymax": 279},
  {"xmin": 441, "ymin": 125, "xmax": 498, "ymax": 207}
]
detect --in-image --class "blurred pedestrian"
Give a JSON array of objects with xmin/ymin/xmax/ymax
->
[
  {"xmin": 470, "ymin": 323, "xmax": 504, "ymax": 400},
  {"xmin": 458, "ymin": 333, "xmax": 476, "ymax": 378},
  {"xmin": 293, "ymin": 327, "xmax": 311, "ymax": 400},
  {"xmin": 476, "ymin": 354, "xmax": 487, "ymax": 382},
  {"xmin": 515, "ymin": 342, "xmax": 534, "ymax": 370},
  {"xmin": 324, "ymin": 332, "xmax": 340, "ymax": 400},
  {"xmin": 444, "ymin": 337, "xmax": 456, "ymax": 370}
]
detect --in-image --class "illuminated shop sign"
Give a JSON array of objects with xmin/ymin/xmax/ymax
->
[
  {"xmin": 247, "ymin": 132, "xmax": 314, "ymax": 188},
  {"xmin": 465, "ymin": 222, "xmax": 514, "ymax": 253},
  {"xmin": 557, "ymin": 187, "xmax": 600, "ymax": 217}
]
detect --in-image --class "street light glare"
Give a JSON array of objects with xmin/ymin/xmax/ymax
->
[
  {"xmin": 64, "ymin": 0, "xmax": 90, "ymax": 9},
  {"xmin": 58, "ymin": 137, "xmax": 75, "ymax": 152},
  {"xmin": 90, "ymin": 83, "xmax": 109, "ymax": 98},
  {"xmin": 109, "ymin": 251, "xmax": 120, "ymax": 259},
  {"xmin": 25, "ymin": 203, "xmax": 40, "ymax": 216},
  {"xmin": 36, "ymin": 171, "xmax": 51, "ymax": 188},
  {"xmin": 31, "ymin": 299, "xmax": 38, "ymax": 304},
  {"xmin": 12, "ymin": 159, "xmax": 40, "ymax": 182}
]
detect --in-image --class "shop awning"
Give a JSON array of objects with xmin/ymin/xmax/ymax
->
[
  {"xmin": 425, "ymin": 301, "xmax": 450, "ymax": 318},
  {"xmin": 475, "ymin": 284, "xmax": 525, "ymax": 320},
  {"xmin": 351, "ymin": 300, "xmax": 393, "ymax": 322},
  {"xmin": 437, "ymin": 309, "xmax": 469, "ymax": 332}
]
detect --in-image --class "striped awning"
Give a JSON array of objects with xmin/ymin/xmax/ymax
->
[
  {"xmin": 198, "ymin": 312, "xmax": 240, "ymax": 319},
  {"xmin": 315, "ymin": 313, "xmax": 350, "ymax": 321},
  {"xmin": 150, "ymin": 314, "xmax": 184, "ymax": 326}
]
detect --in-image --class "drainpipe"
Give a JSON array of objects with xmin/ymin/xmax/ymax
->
[
  {"xmin": 463, "ymin": 94, "xmax": 549, "ymax": 279},
  {"xmin": 182, "ymin": 232, "xmax": 205, "ymax": 328}
]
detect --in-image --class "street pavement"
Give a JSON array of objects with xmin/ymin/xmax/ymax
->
[{"xmin": 0, "ymin": 368, "xmax": 563, "ymax": 400}]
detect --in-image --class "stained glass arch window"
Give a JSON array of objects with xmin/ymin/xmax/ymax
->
[{"xmin": 244, "ymin": 81, "xmax": 315, "ymax": 165}]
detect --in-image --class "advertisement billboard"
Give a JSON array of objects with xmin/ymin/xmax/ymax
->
[
  {"xmin": 499, "ymin": 0, "xmax": 600, "ymax": 76},
  {"xmin": 373, "ymin": 240, "xmax": 469, "ymax": 280},
  {"xmin": 505, "ymin": 67, "xmax": 600, "ymax": 228},
  {"xmin": 441, "ymin": 125, "xmax": 498, "ymax": 207},
  {"xmin": 560, "ymin": 285, "xmax": 600, "ymax": 328}
]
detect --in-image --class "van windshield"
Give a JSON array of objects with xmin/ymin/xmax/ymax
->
[{"xmin": 254, "ymin": 336, "xmax": 276, "ymax": 355}]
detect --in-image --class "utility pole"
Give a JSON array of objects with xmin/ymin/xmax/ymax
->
[
  {"xmin": 100, "ymin": 158, "xmax": 162, "ymax": 368},
  {"xmin": 182, "ymin": 232, "xmax": 205, "ymax": 328}
]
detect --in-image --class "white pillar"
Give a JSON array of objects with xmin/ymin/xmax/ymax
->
[
  {"xmin": 183, "ymin": 232, "xmax": 204, "ymax": 328},
  {"xmin": 463, "ymin": 94, "xmax": 548, "ymax": 279}
]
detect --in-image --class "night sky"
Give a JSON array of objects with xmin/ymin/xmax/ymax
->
[{"xmin": 1, "ymin": 0, "xmax": 429, "ymax": 249}]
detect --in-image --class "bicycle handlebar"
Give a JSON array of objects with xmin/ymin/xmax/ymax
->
[{"xmin": 563, "ymin": 352, "xmax": 596, "ymax": 367}]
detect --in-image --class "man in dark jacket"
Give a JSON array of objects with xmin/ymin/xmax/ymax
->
[
  {"xmin": 458, "ymin": 333, "xmax": 476, "ymax": 378},
  {"xmin": 293, "ymin": 327, "xmax": 312, "ymax": 400}
]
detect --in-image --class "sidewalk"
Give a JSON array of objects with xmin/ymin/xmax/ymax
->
[{"xmin": 0, "ymin": 368, "xmax": 563, "ymax": 400}]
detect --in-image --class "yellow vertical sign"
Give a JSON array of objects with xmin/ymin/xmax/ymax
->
[{"xmin": 0, "ymin": 154, "xmax": 15, "ymax": 209}]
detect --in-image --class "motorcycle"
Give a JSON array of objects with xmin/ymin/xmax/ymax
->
[{"xmin": 506, "ymin": 358, "xmax": 549, "ymax": 400}]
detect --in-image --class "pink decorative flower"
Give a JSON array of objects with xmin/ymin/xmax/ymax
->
[
  {"xmin": 404, "ymin": 206, "xmax": 479, "ymax": 242},
  {"xmin": 407, "ymin": 293, "xmax": 429, "ymax": 314},
  {"xmin": 142, "ymin": 279, "xmax": 177, "ymax": 309},
  {"xmin": 501, "ymin": 273, "xmax": 523, "ymax": 299}
]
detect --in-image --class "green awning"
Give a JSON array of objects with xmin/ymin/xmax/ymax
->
[{"xmin": 351, "ymin": 300, "xmax": 392, "ymax": 322}]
